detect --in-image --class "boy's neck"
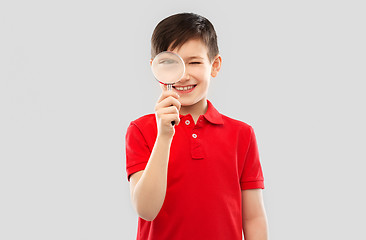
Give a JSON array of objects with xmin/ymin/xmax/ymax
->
[{"xmin": 179, "ymin": 98, "xmax": 208, "ymax": 124}]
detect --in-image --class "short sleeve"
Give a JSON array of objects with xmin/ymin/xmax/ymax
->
[
  {"xmin": 240, "ymin": 126, "xmax": 265, "ymax": 190},
  {"xmin": 125, "ymin": 122, "xmax": 151, "ymax": 182}
]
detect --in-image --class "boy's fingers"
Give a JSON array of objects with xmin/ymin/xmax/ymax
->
[
  {"xmin": 162, "ymin": 113, "xmax": 180, "ymax": 126},
  {"xmin": 155, "ymin": 96, "xmax": 181, "ymax": 112},
  {"xmin": 157, "ymin": 90, "xmax": 180, "ymax": 104},
  {"xmin": 156, "ymin": 105, "xmax": 180, "ymax": 116}
]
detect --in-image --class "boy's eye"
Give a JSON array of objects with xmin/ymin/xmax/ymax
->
[
  {"xmin": 190, "ymin": 62, "xmax": 201, "ymax": 64},
  {"xmin": 160, "ymin": 59, "xmax": 178, "ymax": 64}
]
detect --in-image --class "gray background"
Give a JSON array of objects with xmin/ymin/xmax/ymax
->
[{"xmin": 1, "ymin": 0, "xmax": 365, "ymax": 239}]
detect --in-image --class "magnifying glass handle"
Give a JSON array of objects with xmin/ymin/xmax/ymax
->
[{"xmin": 167, "ymin": 84, "xmax": 175, "ymax": 126}]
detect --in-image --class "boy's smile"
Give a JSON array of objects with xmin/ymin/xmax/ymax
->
[
  {"xmin": 172, "ymin": 84, "xmax": 197, "ymax": 93},
  {"xmin": 159, "ymin": 38, "xmax": 221, "ymax": 118}
]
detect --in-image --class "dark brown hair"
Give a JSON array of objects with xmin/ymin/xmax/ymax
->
[{"xmin": 151, "ymin": 13, "xmax": 219, "ymax": 62}]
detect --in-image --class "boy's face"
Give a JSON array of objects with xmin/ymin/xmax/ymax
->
[{"xmin": 158, "ymin": 38, "xmax": 221, "ymax": 107}]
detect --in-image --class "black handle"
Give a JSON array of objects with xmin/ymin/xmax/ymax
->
[{"xmin": 170, "ymin": 103, "xmax": 176, "ymax": 126}]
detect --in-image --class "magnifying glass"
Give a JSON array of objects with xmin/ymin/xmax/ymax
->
[{"xmin": 151, "ymin": 51, "xmax": 185, "ymax": 126}]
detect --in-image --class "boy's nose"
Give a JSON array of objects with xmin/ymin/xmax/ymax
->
[{"xmin": 180, "ymin": 71, "xmax": 190, "ymax": 82}]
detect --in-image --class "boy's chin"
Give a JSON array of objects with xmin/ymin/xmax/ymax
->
[
  {"xmin": 177, "ymin": 99, "xmax": 191, "ymax": 106},
  {"xmin": 178, "ymin": 98, "xmax": 202, "ymax": 107}
]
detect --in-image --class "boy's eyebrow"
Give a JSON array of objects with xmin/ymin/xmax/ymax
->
[{"xmin": 184, "ymin": 56, "xmax": 204, "ymax": 60}]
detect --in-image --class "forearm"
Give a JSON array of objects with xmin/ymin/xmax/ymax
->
[
  {"xmin": 132, "ymin": 135, "xmax": 172, "ymax": 221},
  {"xmin": 243, "ymin": 216, "xmax": 269, "ymax": 240}
]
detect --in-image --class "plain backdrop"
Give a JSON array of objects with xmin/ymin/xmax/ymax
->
[{"xmin": 1, "ymin": 0, "xmax": 365, "ymax": 239}]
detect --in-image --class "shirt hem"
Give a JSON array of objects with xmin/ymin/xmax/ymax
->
[
  {"xmin": 240, "ymin": 180, "xmax": 264, "ymax": 190},
  {"xmin": 127, "ymin": 162, "xmax": 148, "ymax": 182}
]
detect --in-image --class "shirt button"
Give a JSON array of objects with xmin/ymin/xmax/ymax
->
[
  {"xmin": 192, "ymin": 133, "xmax": 197, "ymax": 138},
  {"xmin": 185, "ymin": 120, "xmax": 190, "ymax": 125}
]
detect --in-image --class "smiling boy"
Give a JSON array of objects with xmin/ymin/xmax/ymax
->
[{"xmin": 125, "ymin": 13, "xmax": 268, "ymax": 240}]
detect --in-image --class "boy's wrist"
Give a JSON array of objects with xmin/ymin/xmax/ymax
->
[{"xmin": 156, "ymin": 134, "xmax": 173, "ymax": 142}]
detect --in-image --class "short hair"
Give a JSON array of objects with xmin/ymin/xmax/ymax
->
[{"xmin": 151, "ymin": 13, "xmax": 219, "ymax": 62}]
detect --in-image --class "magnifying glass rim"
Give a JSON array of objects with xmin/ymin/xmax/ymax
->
[{"xmin": 151, "ymin": 51, "xmax": 186, "ymax": 85}]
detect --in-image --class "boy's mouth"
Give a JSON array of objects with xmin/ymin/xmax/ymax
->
[{"xmin": 172, "ymin": 84, "xmax": 197, "ymax": 93}]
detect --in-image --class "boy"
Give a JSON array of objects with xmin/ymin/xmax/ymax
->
[{"xmin": 125, "ymin": 13, "xmax": 268, "ymax": 240}]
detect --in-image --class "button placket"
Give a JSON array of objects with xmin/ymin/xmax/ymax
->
[{"xmin": 190, "ymin": 130, "xmax": 204, "ymax": 160}]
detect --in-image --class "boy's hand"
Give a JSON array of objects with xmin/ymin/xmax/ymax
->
[{"xmin": 154, "ymin": 91, "xmax": 181, "ymax": 138}]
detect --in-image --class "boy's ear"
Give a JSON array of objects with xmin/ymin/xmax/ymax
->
[
  {"xmin": 211, "ymin": 55, "xmax": 222, "ymax": 78},
  {"xmin": 150, "ymin": 59, "xmax": 153, "ymax": 66}
]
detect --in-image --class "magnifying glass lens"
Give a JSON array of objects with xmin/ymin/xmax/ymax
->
[{"xmin": 151, "ymin": 52, "xmax": 185, "ymax": 85}]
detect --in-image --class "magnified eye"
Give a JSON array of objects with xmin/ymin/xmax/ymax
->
[{"xmin": 159, "ymin": 59, "xmax": 178, "ymax": 64}]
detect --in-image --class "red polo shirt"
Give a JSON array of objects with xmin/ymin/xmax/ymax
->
[{"xmin": 125, "ymin": 99, "xmax": 264, "ymax": 240}]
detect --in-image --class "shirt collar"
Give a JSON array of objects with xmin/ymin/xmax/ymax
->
[{"xmin": 179, "ymin": 99, "xmax": 224, "ymax": 125}]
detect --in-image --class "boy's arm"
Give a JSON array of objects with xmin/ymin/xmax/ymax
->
[
  {"xmin": 242, "ymin": 189, "xmax": 269, "ymax": 240},
  {"xmin": 131, "ymin": 135, "xmax": 172, "ymax": 221}
]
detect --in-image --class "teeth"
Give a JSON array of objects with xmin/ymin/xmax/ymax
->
[{"xmin": 176, "ymin": 85, "xmax": 194, "ymax": 91}]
